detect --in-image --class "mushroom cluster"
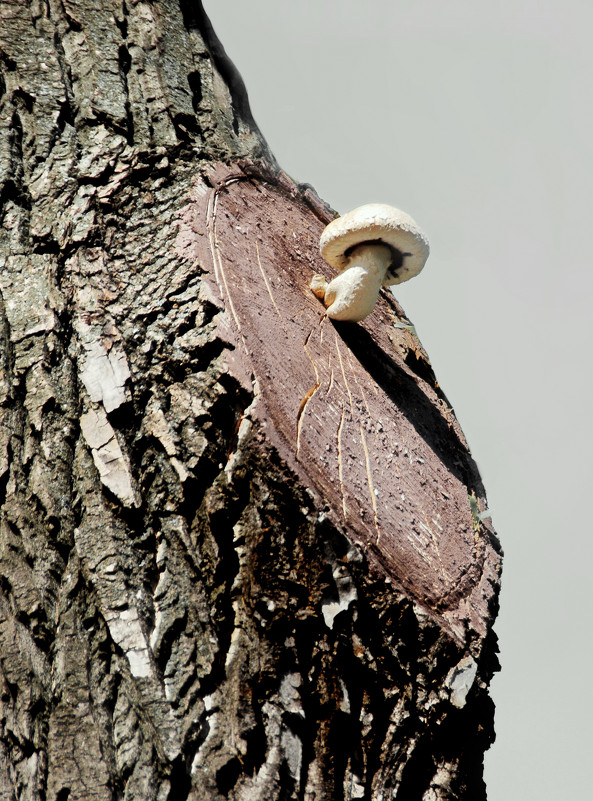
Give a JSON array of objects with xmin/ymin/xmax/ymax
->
[{"xmin": 311, "ymin": 203, "xmax": 430, "ymax": 322}]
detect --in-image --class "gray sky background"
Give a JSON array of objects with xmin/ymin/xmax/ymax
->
[{"xmin": 205, "ymin": 2, "xmax": 593, "ymax": 798}]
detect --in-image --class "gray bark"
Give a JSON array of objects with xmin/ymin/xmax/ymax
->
[{"xmin": 0, "ymin": 2, "xmax": 501, "ymax": 800}]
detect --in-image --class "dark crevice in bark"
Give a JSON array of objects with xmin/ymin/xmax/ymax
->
[
  {"xmin": 114, "ymin": 5, "xmax": 128, "ymax": 40},
  {"xmin": 0, "ymin": 183, "xmax": 28, "ymax": 220},
  {"xmin": 216, "ymin": 756, "xmax": 242, "ymax": 795},
  {"xmin": 398, "ymin": 734, "xmax": 435, "ymax": 801},
  {"xmin": 1, "ymin": 112, "xmax": 30, "ymax": 213},
  {"xmin": 169, "ymin": 756, "xmax": 193, "ymax": 801},
  {"xmin": 117, "ymin": 44, "xmax": 135, "ymax": 145},
  {"xmin": 54, "ymin": 0, "xmax": 84, "ymax": 34},
  {"xmin": 187, "ymin": 70, "xmax": 203, "ymax": 112},
  {"xmin": 154, "ymin": 608, "xmax": 189, "ymax": 675},
  {"xmin": 79, "ymin": 109, "xmax": 134, "ymax": 142},
  {"xmin": 173, "ymin": 113, "xmax": 203, "ymax": 142},
  {"xmin": 11, "ymin": 88, "xmax": 34, "ymax": 114},
  {"xmin": 50, "ymin": 28, "xmax": 79, "ymax": 130},
  {"xmin": 52, "ymin": 97, "xmax": 76, "ymax": 143}
]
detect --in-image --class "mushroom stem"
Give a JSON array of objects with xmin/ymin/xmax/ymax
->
[{"xmin": 323, "ymin": 243, "xmax": 392, "ymax": 322}]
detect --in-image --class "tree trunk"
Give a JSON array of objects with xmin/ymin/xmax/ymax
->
[{"xmin": 0, "ymin": 2, "xmax": 501, "ymax": 800}]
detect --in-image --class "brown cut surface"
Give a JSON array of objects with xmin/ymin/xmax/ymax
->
[{"xmin": 182, "ymin": 161, "xmax": 500, "ymax": 644}]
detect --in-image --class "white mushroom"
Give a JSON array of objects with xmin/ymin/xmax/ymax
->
[{"xmin": 311, "ymin": 203, "xmax": 430, "ymax": 322}]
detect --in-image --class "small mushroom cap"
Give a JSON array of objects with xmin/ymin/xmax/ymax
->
[{"xmin": 319, "ymin": 203, "xmax": 430, "ymax": 286}]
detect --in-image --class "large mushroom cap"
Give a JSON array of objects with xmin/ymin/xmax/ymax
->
[{"xmin": 319, "ymin": 203, "xmax": 430, "ymax": 286}]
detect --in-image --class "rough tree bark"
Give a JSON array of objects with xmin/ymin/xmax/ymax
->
[{"xmin": 0, "ymin": 2, "xmax": 501, "ymax": 800}]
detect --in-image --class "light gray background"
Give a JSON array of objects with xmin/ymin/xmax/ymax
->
[{"xmin": 205, "ymin": 2, "xmax": 593, "ymax": 798}]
